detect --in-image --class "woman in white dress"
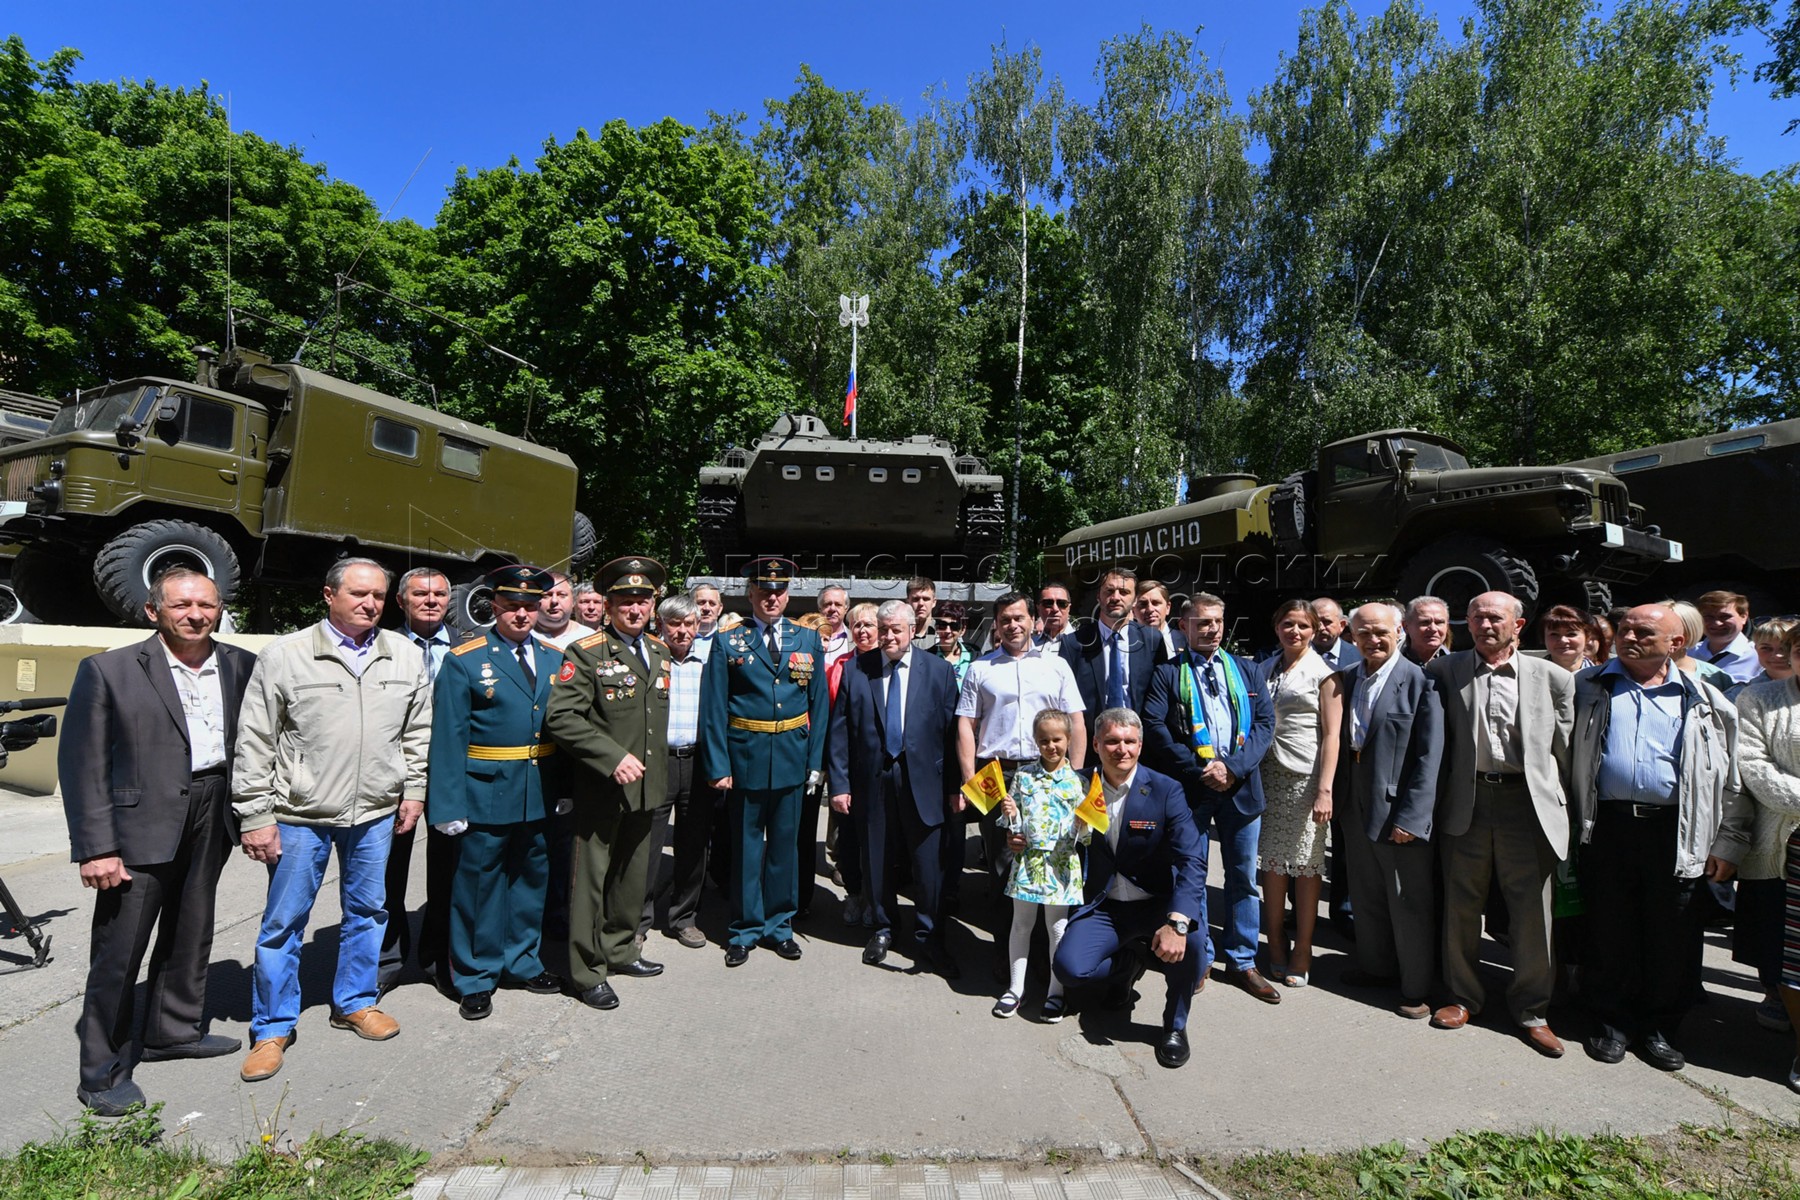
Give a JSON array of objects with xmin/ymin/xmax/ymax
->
[{"xmin": 1256, "ymin": 599, "xmax": 1335, "ymax": 987}]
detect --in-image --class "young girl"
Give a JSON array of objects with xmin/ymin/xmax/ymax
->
[{"xmin": 995, "ymin": 708, "xmax": 1091, "ymax": 1022}]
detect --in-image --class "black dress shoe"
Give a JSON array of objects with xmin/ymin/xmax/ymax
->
[
  {"xmin": 77, "ymin": 1078, "xmax": 147, "ymax": 1117},
  {"xmin": 614, "ymin": 958, "xmax": 664, "ymax": 979},
  {"xmin": 863, "ymin": 930, "xmax": 892, "ymax": 965},
  {"xmin": 522, "ymin": 972, "xmax": 563, "ymax": 994},
  {"xmin": 1155, "ymin": 1027, "xmax": 1191, "ymax": 1069},
  {"xmin": 724, "ymin": 944, "xmax": 751, "ymax": 968},
  {"xmin": 1638, "ymin": 1032, "xmax": 1685, "ymax": 1072},
  {"xmin": 770, "ymin": 938, "xmax": 803, "ymax": 961},
  {"xmin": 576, "ymin": 982, "xmax": 619, "ymax": 1010},
  {"xmin": 458, "ymin": 990, "xmax": 494, "ymax": 1021},
  {"xmin": 140, "ymin": 1033, "xmax": 242, "ymax": 1061},
  {"xmin": 1585, "ymin": 1034, "xmax": 1628, "ymax": 1064}
]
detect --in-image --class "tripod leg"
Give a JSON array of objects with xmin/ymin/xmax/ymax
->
[{"xmin": 0, "ymin": 873, "xmax": 52, "ymax": 969}]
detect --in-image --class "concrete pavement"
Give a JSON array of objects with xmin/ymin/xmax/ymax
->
[{"xmin": 0, "ymin": 782, "xmax": 1792, "ymax": 1173}]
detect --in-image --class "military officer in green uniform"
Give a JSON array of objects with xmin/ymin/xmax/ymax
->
[
  {"xmin": 428, "ymin": 564, "xmax": 567, "ymax": 1021},
  {"xmin": 698, "ymin": 557, "xmax": 830, "ymax": 967},
  {"xmin": 545, "ymin": 556, "xmax": 672, "ymax": 1011}
]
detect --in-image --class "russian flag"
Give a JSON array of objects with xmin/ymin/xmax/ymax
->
[{"xmin": 842, "ymin": 362, "xmax": 857, "ymax": 427}]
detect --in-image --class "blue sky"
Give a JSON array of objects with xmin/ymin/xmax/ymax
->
[{"xmin": 15, "ymin": 1, "xmax": 1796, "ymax": 227}]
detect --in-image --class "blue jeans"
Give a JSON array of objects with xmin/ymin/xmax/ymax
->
[
  {"xmin": 1193, "ymin": 801, "xmax": 1262, "ymax": 972},
  {"xmin": 252, "ymin": 818, "xmax": 392, "ymax": 1040}
]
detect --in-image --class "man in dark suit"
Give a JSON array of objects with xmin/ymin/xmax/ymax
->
[
  {"xmin": 61, "ymin": 567, "xmax": 256, "ymax": 1115},
  {"xmin": 1061, "ymin": 569, "xmax": 1158, "ymax": 736},
  {"xmin": 697, "ymin": 557, "xmax": 829, "ymax": 967},
  {"xmin": 546, "ymin": 557, "xmax": 672, "ymax": 1010},
  {"xmin": 1427, "ymin": 590, "xmax": 1575, "ymax": 1058},
  {"xmin": 1053, "ymin": 708, "xmax": 1206, "ymax": 1068},
  {"xmin": 828, "ymin": 599, "xmax": 962, "ymax": 975},
  {"xmin": 1142, "ymin": 593, "xmax": 1278, "ymax": 1003},
  {"xmin": 429, "ymin": 565, "xmax": 568, "ymax": 1021},
  {"xmin": 1328, "ymin": 602, "xmax": 1444, "ymax": 1018}
]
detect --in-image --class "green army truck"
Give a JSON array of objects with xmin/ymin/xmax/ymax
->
[
  {"xmin": 1567, "ymin": 417, "xmax": 1800, "ymax": 612},
  {"xmin": 0, "ymin": 347, "xmax": 596, "ymax": 627},
  {"xmin": 1051, "ymin": 429, "xmax": 1680, "ymax": 633}
]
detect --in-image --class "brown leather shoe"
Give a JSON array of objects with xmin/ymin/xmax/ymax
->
[
  {"xmin": 1225, "ymin": 966, "xmax": 1282, "ymax": 1005},
  {"xmin": 330, "ymin": 1006, "xmax": 399, "ymax": 1041},
  {"xmin": 240, "ymin": 1034, "xmax": 292, "ymax": 1082},
  {"xmin": 1431, "ymin": 1003, "xmax": 1473, "ymax": 1030},
  {"xmin": 1397, "ymin": 1001, "xmax": 1431, "ymax": 1020},
  {"xmin": 1524, "ymin": 1024, "xmax": 1566, "ymax": 1058}
]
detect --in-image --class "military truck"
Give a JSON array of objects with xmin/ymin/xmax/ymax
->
[
  {"xmin": 0, "ymin": 347, "xmax": 596, "ymax": 628},
  {"xmin": 1567, "ymin": 417, "xmax": 1800, "ymax": 612},
  {"xmin": 1051, "ymin": 429, "xmax": 1680, "ymax": 634},
  {"xmin": 697, "ymin": 414, "xmax": 1005, "ymax": 581}
]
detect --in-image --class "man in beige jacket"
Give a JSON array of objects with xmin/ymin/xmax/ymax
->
[{"xmin": 232, "ymin": 558, "xmax": 432, "ymax": 1082}]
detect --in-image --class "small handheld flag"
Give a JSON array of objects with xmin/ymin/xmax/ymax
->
[
  {"xmin": 961, "ymin": 759, "xmax": 1007, "ymax": 815},
  {"xmin": 1074, "ymin": 772, "xmax": 1110, "ymax": 833}
]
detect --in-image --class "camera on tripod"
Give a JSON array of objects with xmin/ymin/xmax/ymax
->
[{"xmin": 0, "ymin": 697, "xmax": 65, "ymax": 771}]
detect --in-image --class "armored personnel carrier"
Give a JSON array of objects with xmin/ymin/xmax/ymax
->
[
  {"xmin": 1052, "ymin": 429, "xmax": 1680, "ymax": 635},
  {"xmin": 697, "ymin": 414, "xmax": 1004, "ymax": 580}
]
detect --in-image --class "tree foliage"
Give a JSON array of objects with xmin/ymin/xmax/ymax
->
[{"xmin": 1, "ymin": 5, "xmax": 1796, "ymax": 576}]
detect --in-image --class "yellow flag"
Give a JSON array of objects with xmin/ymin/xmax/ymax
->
[
  {"xmin": 961, "ymin": 759, "xmax": 1007, "ymax": 815},
  {"xmin": 1074, "ymin": 771, "xmax": 1111, "ymax": 833}
]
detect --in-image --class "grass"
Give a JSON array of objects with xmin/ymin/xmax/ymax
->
[
  {"xmin": 1192, "ymin": 1121, "xmax": 1800, "ymax": 1200},
  {"xmin": 0, "ymin": 1102, "xmax": 428, "ymax": 1199}
]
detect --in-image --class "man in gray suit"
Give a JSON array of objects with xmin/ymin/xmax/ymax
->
[
  {"xmin": 1427, "ymin": 590, "xmax": 1575, "ymax": 1057},
  {"xmin": 1328, "ymin": 602, "xmax": 1443, "ymax": 1018},
  {"xmin": 61, "ymin": 568, "xmax": 257, "ymax": 1115}
]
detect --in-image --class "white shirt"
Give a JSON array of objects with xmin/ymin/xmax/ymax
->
[
  {"xmin": 957, "ymin": 644, "xmax": 1085, "ymax": 761},
  {"xmin": 1101, "ymin": 622, "xmax": 1132, "ymax": 694},
  {"xmin": 161, "ymin": 643, "xmax": 227, "ymax": 772},
  {"xmin": 1103, "ymin": 769, "xmax": 1154, "ymax": 904},
  {"xmin": 537, "ymin": 621, "xmax": 594, "ymax": 651},
  {"xmin": 1350, "ymin": 652, "xmax": 1403, "ymax": 752}
]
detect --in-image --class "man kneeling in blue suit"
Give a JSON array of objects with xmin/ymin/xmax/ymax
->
[{"xmin": 1053, "ymin": 707, "xmax": 1207, "ymax": 1068}]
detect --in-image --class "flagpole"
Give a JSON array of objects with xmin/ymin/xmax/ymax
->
[{"xmin": 839, "ymin": 293, "xmax": 868, "ymax": 438}]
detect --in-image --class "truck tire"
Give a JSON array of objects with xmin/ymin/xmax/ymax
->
[
  {"xmin": 449, "ymin": 580, "xmax": 496, "ymax": 630},
  {"xmin": 12, "ymin": 544, "xmax": 114, "ymax": 625},
  {"xmin": 1393, "ymin": 537, "xmax": 1541, "ymax": 624},
  {"xmin": 570, "ymin": 512, "xmax": 598, "ymax": 573},
  {"xmin": 1268, "ymin": 471, "xmax": 1314, "ymax": 557},
  {"xmin": 94, "ymin": 520, "xmax": 242, "ymax": 624}
]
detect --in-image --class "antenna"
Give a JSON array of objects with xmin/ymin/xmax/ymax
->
[{"xmin": 224, "ymin": 93, "xmax": 234, "ymax": 352}]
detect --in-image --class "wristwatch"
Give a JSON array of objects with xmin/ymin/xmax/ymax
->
[{"xmin": 1168, "ymin": 917, "xmax": 1192, "ymax": 936}]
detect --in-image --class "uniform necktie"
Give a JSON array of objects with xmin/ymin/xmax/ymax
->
[
  {"xmin": 885, "ymin": 658, "xmax": 904, "ymax": 758},
  {"xmin": 1105, "ymin": 631, "xmax": 1127, "ymax": 709},
  {"xmin": 765, "ymin": 623, "xmax": 778, "ymax": 658},
  {"xmin": 517, "ymin": 642, "xmax": 534, "ymax": 688}
]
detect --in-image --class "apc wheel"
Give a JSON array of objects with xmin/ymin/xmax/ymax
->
[
  {"xmin": 570, "ymin": 512, "xmax": 598, "ymax": 573},
  {"xmin": 12, "ymin": 544, "xmax": 113, "ymax": 625},
  {"xmin": 1393, "ymin": 537, "xmax": 1541, "ymax": 626},
  {"xmin": 94, "ymin": 520, "xmax": 242, "ymax": 624},
  {"xmin": 449, "ymin": 579, "xmax": 495, "ymax": 630}
]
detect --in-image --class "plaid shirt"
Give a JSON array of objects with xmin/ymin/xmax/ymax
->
[{"xmin": 667, "ymin": 647, "xmax": 706, "ymax": 747}]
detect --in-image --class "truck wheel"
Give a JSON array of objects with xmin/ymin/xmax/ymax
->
[
  {"xmin": 1580, "ymin": 580, "xmax": 1614, "ymax": 616},
  {"xmin": 1393, "ymin": 537, "xmax": 1541, "ymax": 624},
  {"xmin": 12, "ymin": 544, "xmax": 114, "ymax": 625},
  {"xmin": 94, "ymin": 520, "xmax": 242, "ymax": 624},
  {"xmin": 570, "ymin": 512, "xmax": 598, "ymax": 573},
  {"xmin": 449, "ymin": 580, "xmax": 496, "ymax": 630},
  {"xmin": 1268, "ymin": 471, "xmax": 1314, "ymax": 557}
]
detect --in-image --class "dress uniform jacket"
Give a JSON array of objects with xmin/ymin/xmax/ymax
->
[
  {"xmin": 428, "ymin": 631, "xmax": 567, "ymax": 827},
  {"xmin": 545, "ymin": 625, "xmax": 672, "ymax": 984},
  {"xmin": 697, "ymin": 619, "xmax": 829, "ymax": 789},
  {"xmin": 429, "ymin": 630, "xmax": 567, "ymax": 995}
]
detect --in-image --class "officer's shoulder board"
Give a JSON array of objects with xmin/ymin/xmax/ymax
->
[
  {"xmin": 451, "ymin": 636, "xmax": 489, "ymax": 656},
  {"xmin": 644, "ymin": 632, "xmax": 667, "ymax": 648},
  {"xmin": 574, "ymin": 630, "xmax": 610, "ymax": 651}
]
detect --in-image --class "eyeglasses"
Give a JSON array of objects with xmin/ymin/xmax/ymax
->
[
  {"xmin": 938, "ymin": 620, "xmax": 966, "ymax": 630},
  {"xmin": 1038, "ymin": 598, "xmax": 1071, "ymax": 609}
]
